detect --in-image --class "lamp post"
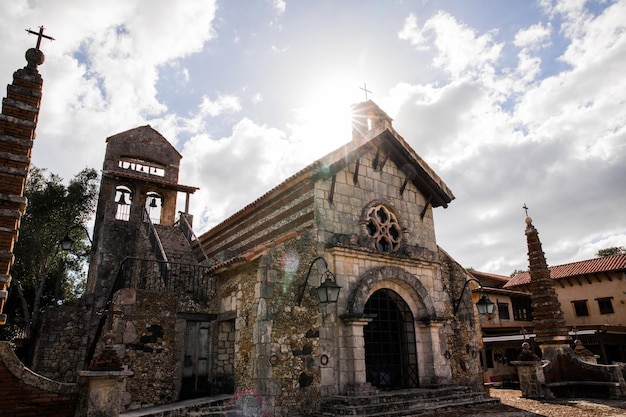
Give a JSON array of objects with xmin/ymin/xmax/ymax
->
[
  {"xmin": 452, "ymin": 277, "xmax": 495, "ymax": 316},
  {"xmin": 60, "ymin": 225, "xmax": 93, "ymax": 253},
  {"xmin": 298, "ymin": 256, "xmax": 341, "ymax": 305}
]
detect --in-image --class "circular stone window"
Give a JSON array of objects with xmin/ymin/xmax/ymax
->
[{"xmin": 365, "ymin": 205, "xmax": 401, "ymax": 252}]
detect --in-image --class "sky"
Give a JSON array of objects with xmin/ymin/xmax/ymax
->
[{"xmin": 1, "ymin": 0, "xmax": 624, "ymax": 276}]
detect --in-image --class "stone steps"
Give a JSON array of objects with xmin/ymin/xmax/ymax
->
[
  {"xmin": 319, "ymin": 387, "xmax": 499, "ymax": 417},
  {"xmin": 120, "ymin": 395, "xmax": 232, "ymax": 417}
]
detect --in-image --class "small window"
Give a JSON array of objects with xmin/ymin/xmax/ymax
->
[
  {"xmin": 497, "ymin": 302, "xmax": 510, "ymax": 320},
  {"xmin": 572, "ymin": 300, "xmax": 589, "ymax": 317},
  {"xmin": 512, "ymin": 297, "xmax": 532, "ymax": 321},
  {"xmin": 597, "ymin": 297, "xmax": 614, "ymax": 315}
]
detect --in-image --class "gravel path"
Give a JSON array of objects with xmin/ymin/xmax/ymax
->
[{"xmin": 433, "ymin": 388, "xmax": 626, "ymax": 417}]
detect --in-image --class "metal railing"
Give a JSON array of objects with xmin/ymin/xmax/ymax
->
[
  {"xmin": 112, "ymin": 257, "xmax": 215, "ymax": 296},
  {"xmin": 177, "ymin": 211, "xmax": 210, "ymax": 262}
]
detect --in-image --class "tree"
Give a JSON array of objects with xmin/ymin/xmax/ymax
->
[
  {"xmin": 0, "ymin": 167, "xmax": 98, "ymax": 355},
  {"xmin": 596, "ymin": 246, "xmax": 626, "ymax": 257}
]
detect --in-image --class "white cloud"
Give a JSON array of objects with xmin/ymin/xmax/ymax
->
[
  {"xmin": 398, "ymin": 14, "xmax": 430, "ymax": 51},
  {"xmin": 273, "ymin": 0, "xmax": 286, "ymax": 15},
  {"xmin": 199, "ymin": 94, "xmax": 242, "ymax": 117},
  {"xmin": 514, "ymin": 22, "xmax": 552, "ymax": 49}
]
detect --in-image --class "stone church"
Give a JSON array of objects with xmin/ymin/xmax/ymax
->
[{"xmin": 28, "ymin": 100, "xmax": 490, "ymax": 416}]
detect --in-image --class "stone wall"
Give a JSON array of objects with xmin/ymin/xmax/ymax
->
[
  {"xmin": 439, "ymin": 248, "xmax": 484, "ymax": 391},
  {"xmin": 111, "ymin": 289, "xmax": 182, "ymax": 410},
  {"xmin": 215, "ymin": 231, "xmax": 322, "ymax": 416},
  {"xmin": 314, "ymin": 147, "xmax": 437, "ymax": 256},
  {"xmin": 32, "ymin": 296, "xmax": 92, "ymax": 382}
]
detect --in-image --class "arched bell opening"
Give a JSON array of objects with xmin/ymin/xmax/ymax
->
[
  {"xmin": 114, "ymin": 185, "xmax": 133, "ymax": 221},
  {"xmin": 364, "ymin": 288, "xmax": 419, "ymax": 390},
  {"xmin": 145, "ymin": 191, "xmax": 163, "ymax": 224}
]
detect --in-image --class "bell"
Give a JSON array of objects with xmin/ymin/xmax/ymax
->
[
  {"xmin": 116, "ymin": 192, "xmax": 129, "ymax": 205},
  {"xmin": 149, "ymin": 197, "xmax": 158, "ymax": 208}
]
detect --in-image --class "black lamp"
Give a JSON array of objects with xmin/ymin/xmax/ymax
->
[
  {"xmin": 316, "ymin": 270, "xmax": 341, "ymax": 304},
  {"xmin": 475, "ymin": 294, "xmax": 495, "ymax": 315},
  {"xmin": 298, "ymin": 256, "xmax": 341, "ymax": 305},
  {"xmin": 453, "ymin": 277, "xmax": 495, "ymax": 316},
  {"xmin": 60, "ymin": 234, "xmax": 73, "ymax": 251}
]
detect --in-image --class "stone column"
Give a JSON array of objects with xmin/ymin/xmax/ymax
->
[
  {"xmin": 511, "ymin": 361, "xmax": 546, "ymax": 399},
  {"xmin": 416, "ymin": 319, "xmax": 452, "ymax": 386},
  {"xmin": 77, "ymin": 370, "xmax": 134, "ymax": 417},
  {"xmin": 511, "ymin": 342, "xmax": 546, "ymax": 399},
  {"xmin": 339, "ymin": 314, "xmax": 376, "ymax": 395}
]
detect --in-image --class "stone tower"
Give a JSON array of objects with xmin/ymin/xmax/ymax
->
[
  {"xmin": 87, "ymin": 125, "xmax": 197, "ymax": 297},
  {"xmin": 523, "ymin": 215, "xmax": 569, "ymax": 345},
  {"xmin": 0, "ymin": 31, "xmax": 49, "ymax": 326}
]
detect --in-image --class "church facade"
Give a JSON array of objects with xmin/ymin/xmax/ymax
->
[
  {"xmin": 193, "ymin": 101, "xmax": 483, "ymax": 414},
  {"xmin": 30, "ymin": 101, "xmax": 485, "ymax": 415}
]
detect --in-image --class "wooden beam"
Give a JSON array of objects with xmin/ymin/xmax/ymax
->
[
  {"xmin": 328, "ymin": 174, "xmax": 336, "ymax": 204},
  {"xmin": 420, "ymin": 196, "xmax": 432, "ymax": 220},
  {"xmin": 353, "ymin": 157, "xmax": 360, "ymax": 186},
  {"xmin": 399, "ymin": 176, "xmax": 409, "ymax": 196},
  {"xmin": 372, "ymin": 147, "xmax": 380, "ymax": 170}
]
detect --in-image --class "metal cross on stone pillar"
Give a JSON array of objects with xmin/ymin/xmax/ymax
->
[
  {"xmin": 98, "ymin": 302, "xmax": 124, "ymax": 332},
  {"xmin": 25, "ymin": 26, "xmax": 55, "ymax": 50},
  {"xmin": 523, "ymin": 203, "xmax": 529, "ymax": 216}
]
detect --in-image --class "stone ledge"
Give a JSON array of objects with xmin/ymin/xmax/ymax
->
[{"xmin": 0, "ymin": 341, "xmax": 78, "ymax": 395}]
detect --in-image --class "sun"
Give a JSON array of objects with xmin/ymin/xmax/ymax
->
[{"xmin": 290, "ymin": 76, "xmax": 364, "ymax": 158}]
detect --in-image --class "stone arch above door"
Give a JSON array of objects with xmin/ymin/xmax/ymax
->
[{"xmin": 346, "ymin": 265, "xmax": 436, "ymax": 320}]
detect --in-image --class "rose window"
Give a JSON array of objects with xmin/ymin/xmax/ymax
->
[{"xmin": 366, "ymin": 205, "xmax": 401, "ymax": 252}]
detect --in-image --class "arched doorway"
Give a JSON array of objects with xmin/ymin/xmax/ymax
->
[{"xmin": 364, "ymin": 288, "xmax": 418, "ymax": 389}]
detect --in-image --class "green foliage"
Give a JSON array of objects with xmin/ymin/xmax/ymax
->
[
  {"xmin": 510, "ymin": 269, "xmax": 527, "ymax": 278},
  {"xmin": 595, "ymin": 246, "xmax": 626, "ymax": 257},
  {"xmin": 0, "ymin": 167, "xmax": 98, "ymax": 346}
]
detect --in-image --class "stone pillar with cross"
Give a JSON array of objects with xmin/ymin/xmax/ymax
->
[{"xmin": 77, "ymin": 301, "xmax": 132, "ymax": 417}]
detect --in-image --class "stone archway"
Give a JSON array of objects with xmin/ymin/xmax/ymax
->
[
  {"xmin": 341, "ymin": 265, "xmax": 450, "ymax": 389},
  {"xmin": 364, "ymin": 288, "xmax": 418, "ymax": 389}
]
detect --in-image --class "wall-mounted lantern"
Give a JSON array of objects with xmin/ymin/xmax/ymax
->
[
  {"xmin": 60, "ymin": 225, "xmax": 93, "ymax": 252},
  {"xmin": 452, "ymin": 277, "xmax": 495, "ymax": 316},
  {"xmin": 297, "ymin": 256, "xmax": 341, "ymax": 305}
]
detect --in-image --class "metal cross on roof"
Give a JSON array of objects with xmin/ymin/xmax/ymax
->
[
  {"xmin": 360, "ymin": 83, "xmax": 372, "ymax": 101},
  {"xmin": 523, "ymin": 203, "xmax": 529, "ymax": 216},
  {"xmin": 25, "ymin": 26, "xmax": 55, "ymax": 50}
]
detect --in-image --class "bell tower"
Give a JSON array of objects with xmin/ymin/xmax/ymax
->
[{"xmin": 86, "ymin": 125, "xmax": 198, "ymax": 298}]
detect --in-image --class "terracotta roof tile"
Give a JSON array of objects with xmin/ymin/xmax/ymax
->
[
  {"xmin": 505, "ymin": 253, "xmax": 626, "ymax": 288},
  {"xmin": 468, "ymin": 270, "xmax": 510, "ymax": 288}
]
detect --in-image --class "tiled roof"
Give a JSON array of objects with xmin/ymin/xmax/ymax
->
[
  {"xmin": 505, "ymin": 253, "xmax": 626, "ymax": 288},
  {"xmin": 468, "ymin": 270, "xmax": 510, "ymax": 288}
]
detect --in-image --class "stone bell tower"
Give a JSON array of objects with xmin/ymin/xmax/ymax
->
[{"xmin": 86, "ymin": 125, "xmax": 198, "ymax": 297}]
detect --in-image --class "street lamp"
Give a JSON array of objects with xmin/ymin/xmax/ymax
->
[
  {"xmin": 452, "ymin": 277, "xmax": 495, "ymax": 316},
  {"xmin": 60, "ymin": 225, "xmax": 93, "ymax": 252},
  {"xmin": 298, "ymin": 256, "xmax": 341, "ymax": 305}
]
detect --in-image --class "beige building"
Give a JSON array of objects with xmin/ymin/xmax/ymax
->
[
  {"xmin": 468, "ymin": 253, "xmax": 626, "ymax": 388},
  {"xmin": 505, "ymin": 253, "xmax": 626, "ymax": 364}
]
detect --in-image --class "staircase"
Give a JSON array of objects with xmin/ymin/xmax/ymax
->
[
  {"xmin": 155, "ymin": 224, "xmax": 199, "ymax": 264},
  {"xmin": 318, "ymin": 386, "xmax": 499, "ymax": 417},
  {"xmin": 120, "ymin": 395, "xmax": 233, "ymax": 417}
]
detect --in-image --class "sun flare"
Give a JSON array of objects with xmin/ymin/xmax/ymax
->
[{"xmin": 290, "ymin": 77, "xmax": 365, "ymax": 158}]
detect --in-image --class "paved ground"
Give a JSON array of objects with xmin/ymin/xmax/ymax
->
[{"xmin": 434, "ymin": 389, "xmax": 626, "ymax": 417}]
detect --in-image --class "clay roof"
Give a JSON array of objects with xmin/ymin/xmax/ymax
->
[
  {"xmin": 468, "ymin": 270, "xmax": 510, "ymax": 288},
  {"xmin": 504, "ymin": 253, "xmax": 626, "ymax": 288}
]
